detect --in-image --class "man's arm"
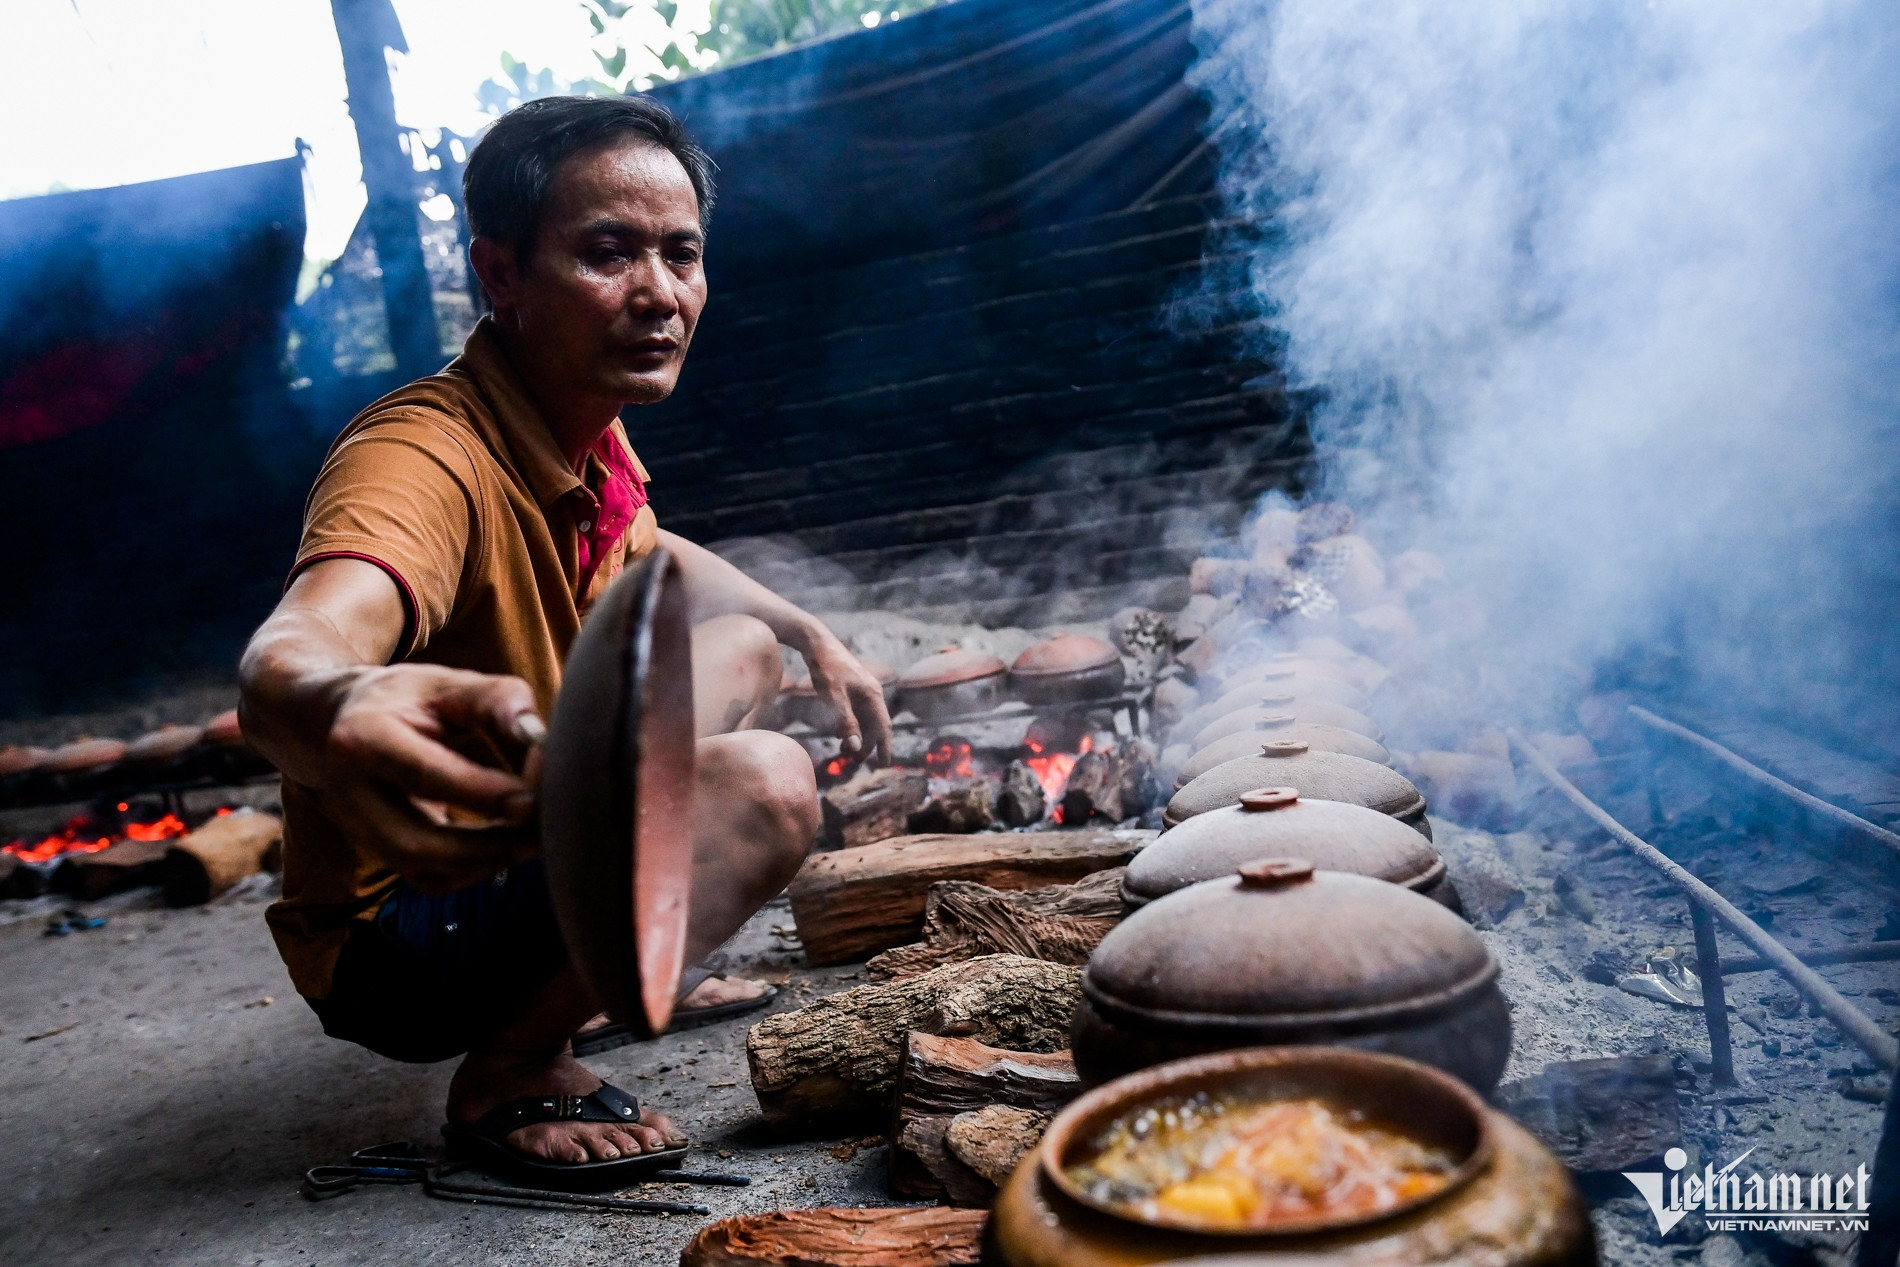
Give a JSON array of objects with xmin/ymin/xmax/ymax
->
[
  {"xmin": 657, "ymin": 530, "xmax": 894, "ymax": 764},
  {"xmin": 239, "ymin": 557, "xmax": 541, "ymax": 892}
]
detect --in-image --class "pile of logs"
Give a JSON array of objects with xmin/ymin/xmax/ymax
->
[{"xmin": 0, "ymin": 809, "xmax": 281, "ymax": 904}]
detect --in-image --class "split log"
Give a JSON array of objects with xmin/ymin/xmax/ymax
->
[
  {"xmin": 906, "ymin": 782, "xmax": 993, "ymax": 835},
  {"xmin": 788, "ymin": 828, "xmax": 1149, "ymax": 965},
  {"xmin": 946, "ymin": 1105, "xmax": 1051, "ymax": 1186},
  {"xmin": 746, "ymin": 955, "xmax": 1080, "ymax": 1129},
  {"xmin": 865, "ymin": 869, "xmax": 1126, "ymax": 980},
  {"xmin": 680, "ymin": 1207, "xmax": 986, "ymax": 1267},
  {"xmin": 56, "ymin": 839, "xmax": 168, "ymax": 900},
  {"xmin": 3, "ymin": 855, "xmax": 47, "ymax": 900},
  {"xmin": 889, "ymin": 1032, "xmax": 1080, "ymax": 1201},
  {"xmin": 819, "ymin": 767, "xmax": 927, "ymax": 850},
  {"xmin": 162, "ymin": 809, "xmax": 282, "ymax": 907},
  {"xmin": 1061, "ymin": 749, "xmax": 1129, "ymax": 824},
  {"xmin": 994, "ymin": 761, "xmax": 1045, "ymax": 828}
]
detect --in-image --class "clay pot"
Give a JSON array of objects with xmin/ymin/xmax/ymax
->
[
  {"xmin": 896, "ymin": 648, "xmax": 1009, "ymax": 722},
  {"xmin": 1174, "ymin": 724, "xmax": 1393, "ymax": 785},
  {"xmin": 1173, "ymin": 675, "xmax": 1368, "ymax": 739},
  {"xmin": 0, "ymin": 746, "xmax": 49, "ymax": 779},
  {"xmin": 43, "ymin": 738, "xmax": 127, "ymax": 773},
  {"xmin": 1168, "ymin": 741, "xmax": 1429, "ymax": 837},
  {"xmin": 1071, "ymin": 860, "xmax": 1511, "ymax": 1093},
  {"xmin": 1009, "ymin": 635, "xmax": 1125, "ymax": 706},
  {"xmin": 1216, "ymin": 650, "xmax": 1374, "ymax": 693},
  {"xmin": 203, "ymin": 710, "xmax": 245, "ymax": 746},
  {"xmin": 989, "ymin": 1047, "xmax": 1593, "ymax": 1266},
  {"xmin": 123, "ymin": 725, "xmax": 206, "ymax": 766},
  {"xmin": 1190, "ymin": 695, "xmax": 1383, "ymax": 748},
  {"xmin": 1125, "ymin": 790, "xmax": 1458, "ymax": 913},
  {"xmin": 540, "ymin": 549, "xmax": 697, "ymax": 1040}
]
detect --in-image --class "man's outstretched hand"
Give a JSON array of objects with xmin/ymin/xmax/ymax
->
[
  {"xmin": 802, "ymin": 630, "xmax": 894, "ymax": 768},
  {"xmin": 321, "ymin": 665, "xmax": 544, "ymax": 892}
]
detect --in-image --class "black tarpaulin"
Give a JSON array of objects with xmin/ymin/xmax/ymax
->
[{"xmin": 649, "ymin": 0, "xmax": 1212, "ymax": 285}]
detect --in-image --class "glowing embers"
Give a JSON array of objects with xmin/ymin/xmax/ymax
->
[
  {"xmin": 924, "ymin": 737, "xmax": 976, "ymax": 780},
  {"xmin": 4, "ymin": 803, "xmax": 194, "ymax": 865},
  {"xmin": 1024, "ymin": 734, "xmax": 1092, "ymax": 821}
]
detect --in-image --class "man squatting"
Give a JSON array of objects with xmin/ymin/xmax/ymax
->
[{"xmin": 239, "ymin": 95, "xmax": 892, "ymax": 1175}]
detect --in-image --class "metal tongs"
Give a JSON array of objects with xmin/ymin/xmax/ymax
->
[{"xmin": 302, "ymin": 1141, "xmax": 749, "ymax": 1216}]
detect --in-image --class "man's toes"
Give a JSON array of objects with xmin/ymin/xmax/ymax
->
[
  {"xmin": 602, "ymin": 1126, "xmax": 645, "ymax": 1158},
  {"xmin": 641, "ymin": 1109, "xmax": 686, "ymax": 1147}
]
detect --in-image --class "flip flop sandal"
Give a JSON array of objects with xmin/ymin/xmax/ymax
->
[{"xmin": 440, "ymin": 1081, "xmax": 688, "ymax": 1192}]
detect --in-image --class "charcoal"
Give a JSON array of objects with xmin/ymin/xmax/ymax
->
[{"xmin": 1495, "ymin": 1052, "xmax": 1681, "ymax": 1173}]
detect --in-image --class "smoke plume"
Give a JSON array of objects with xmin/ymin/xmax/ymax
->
[{"xmin": 1191, "ymin": 0, "xmax": 1900, "ymax": 739}]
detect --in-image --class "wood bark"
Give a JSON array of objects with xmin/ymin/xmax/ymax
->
[
  {"xmin": 819, "ymin": 767, "xmax": 927, "ymax": 850},
  {"xmin": 162, "ymin": 809, "xmax": 282, "ymax": 907},
  {"xmin": 787, "ymin": 828, "xmax": 1149, "ymax": 965},
  {"xmin": 906, "ymin": 782, "xmax": 994, "ymax": 834},
  {"xmin": 746, "ymin": 955, "xmax": 1080, "ymax": 1130},
  {"xmin": 995, "ymin": 760, "xmax": 1046, "ymax": 828},
  {"xmin": 888, "ymin": 1032, "xmax": 1080, "ymax": 1201},
  {"xmin": 946, "ymin": 1105, "xmax": 1051, "ymax": 1186},
  {"xmin": 57, "ymin": 839, "xmax": 168, "ymax": 901},
  {"xmin": 865, "ymin": 869, "xmax": 1126, "ymax": 980},
  {"xmin": 680, "ymin": 1207, "xmax": 986, "ymax": 1267}
]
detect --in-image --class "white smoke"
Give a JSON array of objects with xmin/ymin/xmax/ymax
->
[{"xmin": 1191, "ymin": 0, "xmax": 1900, "ymax": 727}]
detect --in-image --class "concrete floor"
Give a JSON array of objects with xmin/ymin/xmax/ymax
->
[{"xmin": 0, "ymin": 885, "xmax": 892, "ymax": 1266}]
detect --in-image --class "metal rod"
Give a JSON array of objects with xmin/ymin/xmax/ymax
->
[
  {"xmin": 1627, "ymin": 706, "xmax": 1900, "ymax": 859},
  {"xmin": 1690, "ymin": 901, "xmax": 1736, "ymax": 1086},
  {"xmin": 1508, "ymin": 730, "xmax": 1900, "ymax": 1072},
  {"xmin": 1720, "ymin": 940, "xmax": 1900, "ymax": 976}
]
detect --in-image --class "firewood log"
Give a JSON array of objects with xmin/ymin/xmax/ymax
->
[
  {"xmin": 906, "ymin": 782, "xmax": 993, "ymax": 834},
  {"xmin": 865, "ymin": 869, "xmax": 1126, "ymax": 980},
  {"xmin": 1060, "ymin": 749, "xmax": 1128, "ymax": 824},
  {"xmin": 57, "ymin": 839, "xmax": 168, "ymax": 901},
  {"xmin": 888, "ymin": 1032, "xmax": 1080, "ymax": 1201},
  {"xmin": 680, "ymin": 1207, "xmax": 986, "ymax": 1267},
  {"xmin": 746, "ymin": 955, "xmax": 1080, "ymax": 1130},
  {"xmin": 787, "ymin": 828, "xmax": 1149, "ymax": 965},
  {"xmin": 819, "ymin": 767, "xmax": 927, "ymax": 850},
  {"xmin": 995, "ymin": 760, "xmax": 1045, "ymax": 827},
  {"xmin": 946, "ymin": 1105, "xmax": 1050, "ymax": 1186},
  {"xmin": 161, "ymin": 809, "xmax": 282, "ymax": 907}
]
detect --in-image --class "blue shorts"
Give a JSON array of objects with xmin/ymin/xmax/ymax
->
[{"xmin": 305, "ymin": 859, "xmax": 569, "ymax": 1064}]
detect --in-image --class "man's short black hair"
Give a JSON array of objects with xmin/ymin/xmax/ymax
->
[{"xmin": 463, "ymin": 94, "xmax": 715, "ymax": 265}]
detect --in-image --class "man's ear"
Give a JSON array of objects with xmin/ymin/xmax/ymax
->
[{"xmin": 469, "ymin": 236, "xmax": 518, "ymax": 316}]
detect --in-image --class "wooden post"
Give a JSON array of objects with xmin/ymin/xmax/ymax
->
[
  {"xmin": 329, "ymin": 0, "xmax": 441, "ymax": 381},
  {"xmin": 1689, "ymin": 900, "xmax": 1735, "ymax": 1087}
]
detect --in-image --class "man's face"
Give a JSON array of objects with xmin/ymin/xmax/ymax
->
[{"xmin": 482, "ymin": 138, "xmax": 707, "ymax": 407}]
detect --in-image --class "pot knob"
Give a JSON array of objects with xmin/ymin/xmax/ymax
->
[
  {"xmin": 1236, "ymin": 857, "xmax": 1316, "ymax": 887},
  {"xmin": 1260, "ymin": 739, "xmax": 1310, "ymax": 757},
  {"xmin": 1239, "ymin": 787, "xmax": 1300, "ymax": 811},
  {"xmin": 1259, "ymin": 693, "xmax": 1296, "ymax": 707}
]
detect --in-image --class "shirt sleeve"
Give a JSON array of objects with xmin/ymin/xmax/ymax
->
[{"xmin": 292, "ymin": 414, "xmax": 481, "ymax": 657}]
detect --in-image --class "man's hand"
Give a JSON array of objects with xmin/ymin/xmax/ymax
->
[
  {"xmin": 801, "ymin": 628, "xmax": 894, "ymax": 767},
  {"xmin": 322, "ymin": 665, "xmax": 544, "ymax": 892}
]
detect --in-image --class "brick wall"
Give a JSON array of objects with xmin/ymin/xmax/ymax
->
[{"xmin": 628, "ymin": 194, "xmax": 1307, "ymax": 623}]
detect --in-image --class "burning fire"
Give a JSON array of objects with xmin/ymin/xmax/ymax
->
[
  {"xmin": 1025, "ymin": 733, "xmax": 1092, "ymax": 806},
  {"xmin": 4, "ymin": 807, "xmax": 191, "ymax": 865},
  {"xmin": 925, "ymin": 738, "xmax": 976, "ymax": 780}
]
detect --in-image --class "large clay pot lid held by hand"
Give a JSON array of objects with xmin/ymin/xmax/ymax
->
[
  {"xmin": 1169, "ymin": 741, "xmax": 1429, "ymax": 835},
  {"xmin": 540, "ymin": 549, "xmax": 697, "ymax": 1041},
  {"xmin": 1085, "ymin": 858, "xmax": 1496, "ymax": 1035},
  {"xmin": 1125, "ymin": 790, "xmax": 1445, "ymax": 905}
]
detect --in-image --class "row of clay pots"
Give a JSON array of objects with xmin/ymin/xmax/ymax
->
[
  {"xmin": 0, "ymin": 711, "xmax": 266, "ymax": 805},
  {"xmin": 889, "ymin": 635, "xmax": 1128, "ymax": 722}
]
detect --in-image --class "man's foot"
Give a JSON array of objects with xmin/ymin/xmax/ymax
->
[
  {"xmin": 448, "ymin": 1049, "xmax": 685, "ymax": 1164},
  {"xmin": 679, "ymin": 973, "xmax": 770, "ymax": 1010}
]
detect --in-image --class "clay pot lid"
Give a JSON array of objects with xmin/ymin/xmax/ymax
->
[
  {"xmin": 0, "ymin": 746, "xmax": 50, "ymax": 778},
  {"xmin": 123, "ymin": 725, "xmax": 206, "ymax": 764},
  {"xmin": 1174, "ymin": 725, "xmax": 1392, "ymax": 786},
  {"xmin": 1224, "ymin": 653, "xmax": 1368, "ymax": 691},
  {"xmin": 1190, "ymin": 698, "xmax": 1383, "ymax": 749},
  {"xmin": 1170, "ymin": 746, "xmax": 1423, "ymax": 822},
  {"xmin": 540, "ymin": 549, "xmax": 696, "ymax": 1040},
  {"xmin": 1009, "ymin": 634, "xmax": 1120, "ymax": 678},
  {"xmin": 861, "ymin": 660, "xmax": 898, "ymax": 688},
  {"xmin": 898, "ymin": 647, "xmax": 1008, "ymax": 689},
  {"xmin": 1124, "ymin": 792, "xmax": 1444, "ymax": 904},
  {"xmin": 1040, "ymin": 1046, "xmax": 1494, "ymax": 1238},
  {"xmin": 1085, "ymin": 862, "xmax": 1495, "ymax": 1032},
  {"xmin": 203, "ymin": 710, "xmax": 245, "ymax": 746},
  {"xmin": 44, "ymin": 737, "xmax": 128, "ymax": 772}
]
